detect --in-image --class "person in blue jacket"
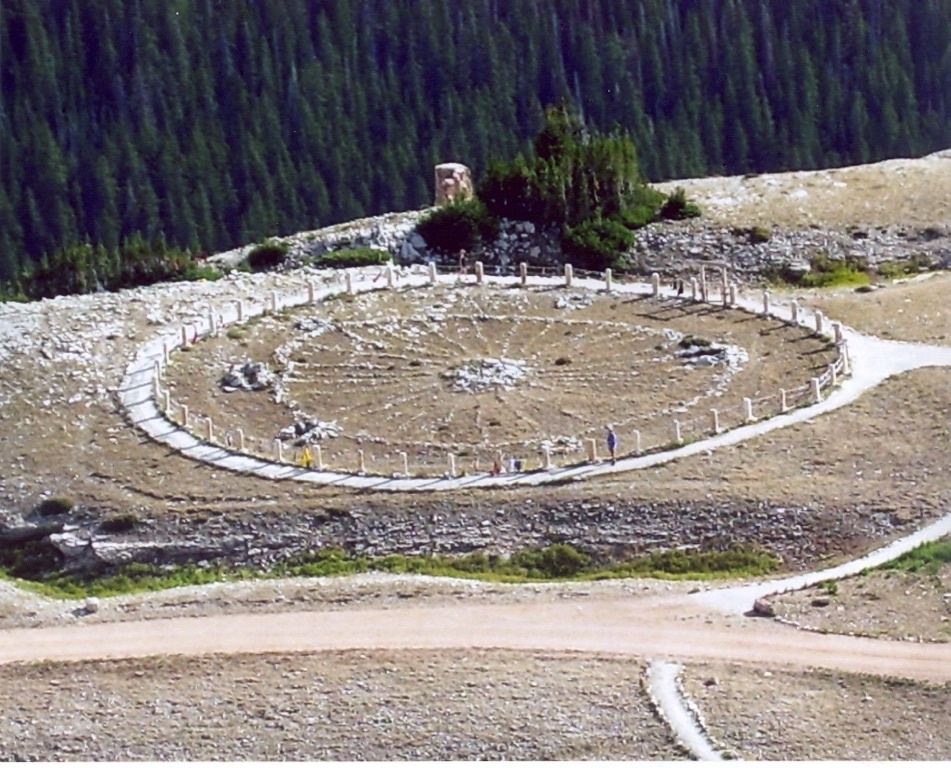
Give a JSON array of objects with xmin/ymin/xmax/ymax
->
[{"xmin": 606, "ymin": 425, "xmax": 618, "ymax": 465}]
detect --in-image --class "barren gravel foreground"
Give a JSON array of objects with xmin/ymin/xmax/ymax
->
[
  {"xmin": 2, "ymin": 150, "xmax": 951, "ymax": 760},
  {"xmin": 0, "ymin": 650, "xmax": 682, "ymax": 761}
]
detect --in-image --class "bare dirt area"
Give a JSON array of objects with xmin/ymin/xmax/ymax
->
[
  {"xmin": 681, "ymin": 660, "xmax": 951, "ymax": 760},
  {"xmin": 0, "ymin": 649, "xmax": 682, "ymax": 761},
  {"xmin": 599, "ymin": 364, "xmax": 951, "ymax": 511}
]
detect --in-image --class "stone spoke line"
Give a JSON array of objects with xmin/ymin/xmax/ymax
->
[{"xmin": 119, "ymin": 267, "xmax": 951, "ymax": 492}]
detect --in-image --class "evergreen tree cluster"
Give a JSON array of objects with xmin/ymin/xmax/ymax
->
[
  {"xmin": 1, "ymin": 0, "xmax": 949, "ymax": 284},
  {"xmin": 473, "ymin": 104, "xmax": 674, "ymax": 270},
  {"xmin": 14, "ymin": 234, "xmax": 213, "ymax": 300}
]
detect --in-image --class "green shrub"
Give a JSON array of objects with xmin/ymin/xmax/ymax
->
[
  {"xmin": 3, "ymin": 538, "xmax": 784, "ymax": 598},
  {"xmin": 561, "ymin": 217, "xmax": 635, "ymax": 271},
  {"xmin": 477, "ymin": 157, "xmax": 546, "ymax": 222},
  {"xmin": 416, "ymin": 197, "xmax": 500, "ymax": 255},
  {"xmin": 536, "ymin": 543, "xmax": 590, "ymax": 577},
  {"xmin": 36, "ymin": 496, "xmax": 74, "ymax": 517},
  {"xmin": 658, "ymin": 187, "xmax": 701, "ymax": 220},
  {"xmin": 100, "ymin": 512, "xmax": 140, "ymax": 534},
  {"xmin": 478, "ymin": 105, "xmax": 665, "ymax": 233},
  {"xmin": 247, "ymin": 240, "xmax": 288, "ymax": 272},
  {"xmin": 609, "ymin": 545, "xmax": 778, "ymax": 579},
  {"xmin": 316, "ymin": 246, "xmax": 390, "ymax": 269},
  {"xmin": 180, "ymin": 262, "xmax": 223, "ymax": 282},
  {"xmin": 747, "ymin": 225, "xmax": 772, "ymax": 244},
  {"xmin": 0, "ymin": 539, "xmax": 64, "ymax": 580},
  {"xmin": 618, "ymin": 200, "xmax": 664, "ymax": 230}
]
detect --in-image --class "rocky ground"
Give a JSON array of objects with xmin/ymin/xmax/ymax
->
[
  {"xmin": 0, "ymin": 649, "xmax": 683, "ymax": 761},
  {"xmin": 680, "ymin": 661, "xmax": 951, "ymax": 760},
  {"xmin": 2, "ymin": 149, "xmax": 951, "ymax": 760},
  {"xmin": 769, "ymin": 565, "xmax": 951, "ymax": 643}
]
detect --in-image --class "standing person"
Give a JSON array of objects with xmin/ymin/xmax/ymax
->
[
  {"xmin": 458, "ymin": 249, "xmax": 468, "ymax": 278},
  {"xmin": 605, "ymin": 425, "xmax": 618, "ymax": 465}
]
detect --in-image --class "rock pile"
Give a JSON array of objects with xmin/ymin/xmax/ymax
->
[
  {"xmin": 444, "ymin": 358, "xmax": 529, "ymax": 392},
  {"xmin": 286, "ymin": 211, "xmax": 423, "ymax": 268},
  {"xmin": 399, "ymin": 219, "xmax": 564, "ymax": 268},
  {"xmin": 277, "ymin": 418, "xmax": 341, "ymax": 444},
  {"xmin": 11, "ymin": 495, "xmax": 925, "ymax": 577},
  {"xmin": 213, "ymin": 204, "xmax": 951, "ymax": 280},
  {"xmin": 293, "ymin": 316, "xmax": 335, "ymax": 334},
  {"xmin": 220, "ymin": 361, "xmax": 273, "ymax": 392},
  {"xmin": 633, "ymin": 220, "xmax": 951, "ymax": 276},
  {"xmin": 676, "ymin": 341, "xmax": 749, "ymax": 372},
  {"xmin": 554, "ymin": 292, "xmax": 595, "ymax": 310}
]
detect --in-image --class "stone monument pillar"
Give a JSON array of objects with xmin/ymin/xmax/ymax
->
[{"xmin": 434, "ymin": 163, "xmax": 474, "ymax": 206}]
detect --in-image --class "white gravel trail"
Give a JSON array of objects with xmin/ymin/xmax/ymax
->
[{"xmin": 647, "ymin": 660, "xmax": 723, "ymax": 761}]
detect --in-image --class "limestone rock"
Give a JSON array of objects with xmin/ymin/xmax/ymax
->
[{"xmin": 752, "ymin": 597, "xmax": 776, "ymax": 617}]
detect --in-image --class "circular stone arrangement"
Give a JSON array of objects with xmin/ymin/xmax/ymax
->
[{"xmin": 160, "ymin": 278, "xmax": 837, "ymax": 478}]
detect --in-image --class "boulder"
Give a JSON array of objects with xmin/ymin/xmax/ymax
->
[{"xmin": 752, "ymin": 597, "xmax": 776, "ymax": 617}]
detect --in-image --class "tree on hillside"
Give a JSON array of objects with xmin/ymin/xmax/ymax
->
[{"xmin": 480, "ymin": 104, "xmax": 664, "ymax": 230}]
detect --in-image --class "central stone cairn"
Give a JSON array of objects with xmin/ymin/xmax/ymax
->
[{"xmin": 443, "ymin": 357, "xmax": 530, "ymax": 393}]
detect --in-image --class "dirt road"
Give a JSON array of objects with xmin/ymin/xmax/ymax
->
[{"xmin": 3, "ymin": 594, "xmax": 950, "ymax": 683}]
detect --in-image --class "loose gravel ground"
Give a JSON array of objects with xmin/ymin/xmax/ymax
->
[
  {"xmin": 770, "ymin": 565, "xmax": 951, "ymax": 643},
  {"xmin": 0, "ymin": 649, "xmax": 683, "ymax": 761}
]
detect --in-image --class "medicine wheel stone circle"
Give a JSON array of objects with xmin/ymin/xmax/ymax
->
[{"xmin": 144, "ymin": 268, "xmax": 842, "ymax": 483}]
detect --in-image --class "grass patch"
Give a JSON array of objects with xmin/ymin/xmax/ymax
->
[
  {"xmin": 180, "ymin": 263, "xmax": 224, "ymax": 282},
  {"xmin": 878, "ymin": 538, "xmax": 951, "ymax": 576},
  {"xmin": 99, "ymin": 512, "xmax": 140, "ymax": 534},
  {"xmin": 1, "ymin": 543, "xmax": 781, "ymax": 599},
  {"xmin": 765, "ymin": 253, "xmax": 871, "ymax": 288},
  {"xmin": 247, "ymin": 240, "xmax": 288, "ymax": 272}
]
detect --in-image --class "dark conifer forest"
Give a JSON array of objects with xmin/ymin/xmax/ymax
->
[{"xmin": 1, "ymin": 0, "xmax": 950, "ymax": 282}]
